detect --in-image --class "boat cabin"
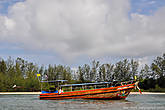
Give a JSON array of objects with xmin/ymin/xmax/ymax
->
[
  {"xmin": 59, "ymin": 80, "xmax": 135, "ymax": 92},
  {"xmin": 60, "ymin": 82, "xmax": 111, "ymax": 92},
  {"xmin": 41, "ymin": 80, "xmax": 67, "ymax": 93},
  {"xmin": 41, "ymin": 80, "xmax": 135, "ymax": 94}
]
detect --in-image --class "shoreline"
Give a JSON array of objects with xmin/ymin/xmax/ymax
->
[
  {"xmin": 0, "ymin": 92, "xmax": 165, "ymax": 95},
  {"xmin": 130, "ymin": 92, "xmax": 165, "ymax": 94},
  {"xmin": 0, "ymin": 92, "xmax": 41, "ymax": 95}
]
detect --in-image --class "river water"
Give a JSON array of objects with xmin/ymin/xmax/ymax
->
[{"xmin": 0, "ymin": 94, "xmax": 165, "ymax": 110}]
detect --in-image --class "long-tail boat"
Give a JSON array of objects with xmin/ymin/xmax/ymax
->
[{"xmin": 39, "ymin": 80, "xmax": 141, "ymax": 100}]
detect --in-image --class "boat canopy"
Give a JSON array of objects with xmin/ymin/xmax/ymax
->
[
  {"xmin": 41, "ymin": 80, "xmax": 68, "ymax": 83},
  {"xmin": 60, "ymin": 82, "xmax": 111, "ymax": 87}
]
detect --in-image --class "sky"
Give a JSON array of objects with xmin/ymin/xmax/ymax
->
[{"xmin": 0, "ymin": 0, "xmax": 165, "ymax": 67}]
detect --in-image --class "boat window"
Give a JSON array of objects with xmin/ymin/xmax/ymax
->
[{"xmin": 115, "ymin": 83, "xmax": 121, "ymax": 87}]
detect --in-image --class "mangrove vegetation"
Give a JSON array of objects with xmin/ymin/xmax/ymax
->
[{"xmin": 0, "ymin": 53, "xmax": 165, "ymax": 92}]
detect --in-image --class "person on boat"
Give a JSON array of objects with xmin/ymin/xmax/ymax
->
[
  {"xmin": 121, "ymin": 82, "xmax": 123, "ymax": 86},
  {"xmin": 58, "ymin": 88, "xmax": 64, "ymax": 94}
]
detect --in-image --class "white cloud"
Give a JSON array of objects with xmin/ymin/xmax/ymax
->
[
  {"xmin": 138, "ymin": 57, "xmax": 150, "ymax": 68},
  {"xmin": 148, "ymin": 1, "xmax": 156, "ymax": 5},
  {"xmin": 0, "ymin": 0, "xmax": 165, "ymax": 62}
]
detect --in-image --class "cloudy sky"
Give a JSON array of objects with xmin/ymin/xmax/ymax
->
[{"xmin": 0, "ymin": 0, "xmax": 165, "ymax": 67}]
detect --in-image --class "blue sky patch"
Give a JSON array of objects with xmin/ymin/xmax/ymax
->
[
  {"xmin": 0, "ymin": 0, "xmax": 25, "ymax": 15},
  {"xmin": 130, "ymin": 0, "xmax": 165, "ymax": 15},
  {"xmin": 1, "ymin": 0, "xmax": 165, "ymax": 15}
]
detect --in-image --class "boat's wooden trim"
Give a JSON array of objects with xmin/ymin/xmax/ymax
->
[
  {"xmin": 40, "ymin": 86, "xmax": 133, "ymax": 97},
  {"xmin": 40, "ymin": 89, "xmax": 131, "ymax": 100}
]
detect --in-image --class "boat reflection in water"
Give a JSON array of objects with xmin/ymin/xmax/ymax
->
[{"xmin": 40, "ymin": 80, "xmax": 140, "ymax": 100}]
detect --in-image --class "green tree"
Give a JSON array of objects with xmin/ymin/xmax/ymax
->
[
  {"xmin": 130, "ymin": 59, "xmax": 139, "ymax": 80},
  {"xmin": 139, "ymin": 64, "xmax": 151, "ymax": 80},
  {"xmin": 151, "ymin": 53, "xmax": 165, "ymax": 78},
  {"xmin": 105, "ymin": 63, "xmax": 114, "ymax": 81},
  {"xmin": 0, "ymin": 59, "xmax": 7, "ymax": 74},
  {"xmin": 91, "ymin": 60, "xmax": 100, "ymax": 82},
  {"xmin": 78, "ymin": 66, "xmax": 84, "ymax": 83},
  {"xmin": 98, "ymin": 64, "xmax": 106, "ymax": 81},
  {"xmin": 113, "ymin": 59, "xmax": 130, "ymax": 81},
  {"xmin": 82, "ymin": 64, "xmax": 91, "ymax": 81},
  {"xmin": 151, "ymin": 53, "xmax": 165, "ymax": 88}
]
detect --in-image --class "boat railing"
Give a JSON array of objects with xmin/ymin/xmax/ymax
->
[
  {"xmin": 59, "ymin": 80, "xmax": 136, "ymax": 92},
  {"xmin": 60, "ymin": 82, "xmax": 112, "ymax": 92},
  {"xmin": 40, "ymin": 80, "xmax": 136, "ymax": 93}
]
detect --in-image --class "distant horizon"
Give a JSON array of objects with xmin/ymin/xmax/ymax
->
[{"xmin": 0, "ymin": 55, "xmax": 158, "ymax": 69}]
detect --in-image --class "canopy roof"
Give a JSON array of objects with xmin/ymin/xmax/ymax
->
[
  {"xmin": 60, "ymin": 82, "xmax": 111, "ymax": 87},
  {"xmin": 41, "ymin": 80, "xmax": 68, "ymax": 83}
]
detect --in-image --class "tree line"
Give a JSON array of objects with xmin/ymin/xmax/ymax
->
[{"xmin": 0, "ymin": 53, "xmax": 165, "ymax": 92}]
